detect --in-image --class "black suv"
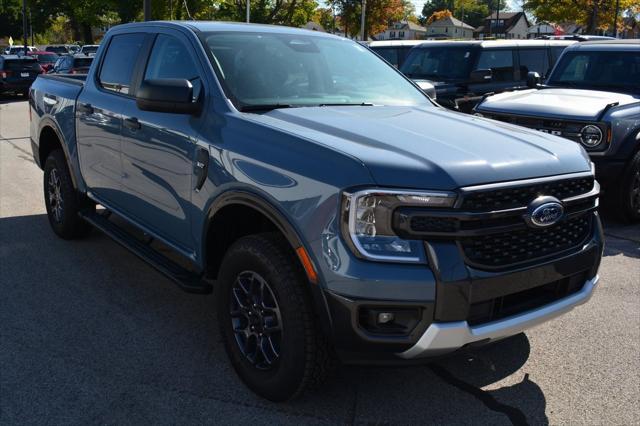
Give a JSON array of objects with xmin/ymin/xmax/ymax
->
[
  {"xmin": 400, "ymin": 40, "xmax": 575, "ymax": 112},
  {"xmin": 0, "ymin": 55, "xmax": 41, "ymax": 96}
]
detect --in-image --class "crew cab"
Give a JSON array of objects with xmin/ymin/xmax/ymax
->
[
  {"xmin": 400, "ymin": 40, "xmax": 575, "ymax": 112},
  {"xmin": 30, "ymin": 22, "xmax": 602, "ymax": 401},
  {"xmin": 475, "ymin": 40, "xmax": 640, "ymax": 222}
]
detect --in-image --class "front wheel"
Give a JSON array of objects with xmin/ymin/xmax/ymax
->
[
  {"xmin": 43, "ymin": 149, "xmax": 93, "ymax": 239},
  {"xmin": 217, "ymin": 233, "xmax": 333, "ymax": 401},
  {"xmin": 618, "ymin": 151, "xmax": 640, "ymax": 223}
]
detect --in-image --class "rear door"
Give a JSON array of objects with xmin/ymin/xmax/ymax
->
[
  {"xmin": 76, "ymin": 32, "xmax": 148, "ymax": 208},
  {"xmin": 118, "ymin": 30, "xmax": 206, "ymax": 252}
]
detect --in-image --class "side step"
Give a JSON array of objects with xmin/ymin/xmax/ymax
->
[{"xmin": 80, "ymin": 210, "xmax": 212, "ymax": 294}]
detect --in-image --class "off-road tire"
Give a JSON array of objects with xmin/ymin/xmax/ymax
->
[
  {"xmin": 43, "ymin": 149, "xmax": 93, "ymax": 239},
  {"xmin": 217, "ymin": 232, "xmax": 333, "ymax": 401}
]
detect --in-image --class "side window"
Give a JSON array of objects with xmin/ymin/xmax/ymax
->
[
  {"xmin": 519, "ymin": 48, "xmax": 549, "ymax": 78},
  {"xmin": 376, "ymin": 48, "xmax": 399, "ymax": 67},
  {"xmin": 476, "ymin": 49, "xmax": 514, "ymax": 82},
  {"xmin": 550, "ymin": 47, "xmax": 567, "ymax": 65},
  {"xmin": 98, "ymin": 33, "xmax": 146, "ymax": 95},
  {"xmin": 143, "ymin": 34, "xmax": 202, "ymax": 101}
]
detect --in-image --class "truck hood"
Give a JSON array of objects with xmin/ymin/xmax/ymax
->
[
  {"xmin": 478, "ymin": 88, "xmax": 639, "ymax": 121},
  {"xmin": 249, "ymin": 106, "xmax": 590, "ymax": 190}
]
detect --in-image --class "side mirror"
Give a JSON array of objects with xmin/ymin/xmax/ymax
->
[
  {"xmin": 526, "ymin": 71, "xmax": 541, "ymax": 88},
  {"xmin": 136, "ymin": 78, "xmax": 200, "ymax": 115},
  {"xmin": 470, "ymin": 69, "xmax": 492, "ymax": 83},
  {"xmin": 415, "ymin": 80, "xmax": 437, "ymax": 100}
]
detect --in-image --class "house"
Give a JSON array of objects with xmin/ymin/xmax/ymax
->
[
  {"xmin": 302, "ymin": 22, "xmax": 325, "ymax": 32},
  {"xmin": 528, "ymin": 22, "xmax": 564, "ymax": 39},
  {"xmin": 474, "ymin": 12, "xmax": 530, "ymax": 40},
  {"xmin": 426, "ymin": 16, "xmax": 475, "ymax": 39},
  {"xmin": 374, "ymin": 21, "xmax": 427, "ymax": 40}
]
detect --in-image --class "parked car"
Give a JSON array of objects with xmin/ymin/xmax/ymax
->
[
  {"xmin": 368, "ymin": 40, "xmax": 429, "ymax": 68},
  {"xmin": 30, "ymin": 51, "xmax": 59, "ymax": 73},
  {"xmin": 45, "ymin": 45, "xmax": 70, "ymax": 54},
  {"xmin": 0, "ymin": 55, "xmax": 41, "ymax": 96},
  {"xmin": 80, "ymin": 44, "xmax": 100, "ymax": 56},
  {"xmin": 51, "ymin": 54, "xmax": 94, "ymax": 74},
  {"xmin": 400, "ymin": 40, "xmax": 576, "ymax": 112},
  {"xmin": 536, "ymin": 35, "xmax": 616, "ymax": 41},
  {"xmin": 475, "ymin": 40, "xmax": 640, "ymax": 222},
  {"xmin": 4, "ymin": 45, "xmax": 37, "ymax": 55},
  {"xmin": 30, "ymin": 22, "xmax": 602, "ymax": 401}
]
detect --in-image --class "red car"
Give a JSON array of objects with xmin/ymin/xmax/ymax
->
[{"xmin": 30, "ymin": 51, "xmax": 59, "ymax": 73}]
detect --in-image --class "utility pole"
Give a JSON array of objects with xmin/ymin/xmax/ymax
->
[
  {"xmin": 360, "ymin": 0, "xmax": 366, "ymax": 41},
  {"xmin": 22, "ymin": 0, "xmax": 28, "ymax": 54},
  {"xmin": 29, "ymin": 8, "xmax": 34, "ymax": 46},
  {"xmin": 246, "ymin": 0, "xmax": 250, "ymax": 22},
  {"xmin": 613, "ymin": 0, "xmax": 620, "ymax": 38},
  {"xmin": 144, "ymin": 0, "xmax": 152, "ymax": 21},
  {"xmin": 495, "ymin": 0, "xmax": 500, "ymax": 39}
]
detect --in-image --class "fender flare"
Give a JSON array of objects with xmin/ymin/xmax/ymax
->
[{"xmin": 37, "ymin": 117, "xmax": 79, "ymax": 190}]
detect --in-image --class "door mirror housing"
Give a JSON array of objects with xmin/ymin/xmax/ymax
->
[
  {"xmin": 136, "ymin": 78, "xmax": 200, "ymax": 115},
  {"xmin": 415, "ymin": 80, "xmax": 437, "ymax": 100},
  {"xmin": 526, "ymin": 71, "xmax": 542, "ymax": 88},
  {"xmin": 470, "ymin": 69, "xmax": 492, "ymax": 83}
]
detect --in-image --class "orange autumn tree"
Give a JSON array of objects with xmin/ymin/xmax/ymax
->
[
  {"xmin": 427, "ymin": 9, "xmax": 453, "ymax": 25},
  {"xmin": 330, "ymin": 0, "xmax": 415, "ymax": 39}
]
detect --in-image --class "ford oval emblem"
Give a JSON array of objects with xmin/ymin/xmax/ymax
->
[{"xmin": 527, "ymin": 197, "xmax": 565, "ymax": 228}]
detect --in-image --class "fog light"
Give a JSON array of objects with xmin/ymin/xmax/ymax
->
[{"xmin": 377, "ymin": 312, "xmax": 395, "ymax": 324}]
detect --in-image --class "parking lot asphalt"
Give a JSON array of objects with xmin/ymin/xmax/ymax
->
[{"xmin": 1, "ymin": 98, "xmax": 639, "ymax": 425}]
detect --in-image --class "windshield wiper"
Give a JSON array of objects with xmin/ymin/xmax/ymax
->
[
  {"xmin": 317, "ymin": 102, "xmax": 374, "ymax": 107},
  {"xmin": 239, "ymin": 104, "xmax": 295, "ymax": 112}
]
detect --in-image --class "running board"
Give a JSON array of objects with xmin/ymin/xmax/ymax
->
[{"xmin": 80, "ymin": 210, "xmax": 212, "ymax": 294}]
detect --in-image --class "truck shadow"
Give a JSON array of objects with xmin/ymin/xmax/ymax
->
[
  {"xmin": 0, "ymin": 94, "xmax": 28, "ymax": 104},
  {"xmin": 1, "ymin": 213, "xmax": 547, "ymax": 425}
]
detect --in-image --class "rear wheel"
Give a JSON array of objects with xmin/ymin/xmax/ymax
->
[
  {"xmin": 618, "ymin": 151, "xmax": 640, "ymax": 223},
  {"xmin": 217, "ymin": 233, "xmax": 333, "ymax": 401},
  {"xmin": 43, "ymin": 149, "xmax": 93, "ymax": 239}
]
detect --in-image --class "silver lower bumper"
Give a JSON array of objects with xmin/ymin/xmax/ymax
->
[{"xmin": 398, "ymin": 275, "xmax": 599, "ymax": 359}]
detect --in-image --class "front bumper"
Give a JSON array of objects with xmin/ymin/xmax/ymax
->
[{"xmin": 398, "ymin": 275, "xmax": 599, "ymax": 359}]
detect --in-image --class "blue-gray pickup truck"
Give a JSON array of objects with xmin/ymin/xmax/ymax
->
[
  {"xmin": 475, "ymin": 40, "xmax": 640, "ymax": 222},
  {"xmin": 29, "ymin": 21, "xmax": 603, "ymax": 401}
]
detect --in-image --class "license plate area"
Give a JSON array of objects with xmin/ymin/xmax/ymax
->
[{"xmin": 21, "ymin": 72, "xmax": 29, "ymax": 77}]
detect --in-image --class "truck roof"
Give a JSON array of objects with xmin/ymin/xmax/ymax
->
[
  {"xmin": 566, "ymin": 39, "xmax": 640, "ymax": 51},
  {"xmin": 112, "ymin": 21, "xmax": 343, "ymax": 39},
  {"xmin": 411, "ymin": 39, "xmax": 576, "ymax": 49}
]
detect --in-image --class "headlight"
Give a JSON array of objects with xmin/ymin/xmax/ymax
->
[
  {"xmin": 580, "ymin": 125, "xmax": 603, "ymax": 148},
  {"xmin": 341, "ymin": 189, "xmax": 457, "ymax": 263}
]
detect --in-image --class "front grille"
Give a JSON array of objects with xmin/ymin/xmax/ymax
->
[
  {"xmin": 409, "ymin": 216, "xmax": 458, "ymax": 233},
  {"xmin": 467, "ymin": 271, "xmax": 588, "ymax": 326},
  {"xmin": 460, "ymin": 176, "xmax": 594, "ymax": 211},
  {"xmin": 461, "ymin": 215, "xmax": 592, "ymax": 269}
]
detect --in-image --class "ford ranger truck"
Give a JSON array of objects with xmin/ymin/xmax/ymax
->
[
  {"xmin": 475, "ymin": 40, "xmax": 640, "ymax": 222},
  {"xmin": 29, "ymin": 22, "xmax": 603, "ymax": 402}
]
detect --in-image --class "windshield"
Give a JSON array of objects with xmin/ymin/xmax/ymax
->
[
  {"xmin": 82, "ymin": 46, "xmax": 98, "ymax": 54},
  {"xmin": 35, "ymin": 54, "xmax": 58, "ymax": 63},
  {"xmin": 73, "ymin": 57, "xmax": 93, "ymax": 68},
  {"xmin": 400, "ymin": 46, "xmax": 477, "ymax": 81},
  {"xmin": 46, "ymin": 46, "xmax": 68, "ymax": 54},
  {"xmin": 547, "ymin": 50, "xmax": 640, "ymax": 94},
  {"xmin": 202, "ymin": 32, "xmax": 430, "ymax": 109}
]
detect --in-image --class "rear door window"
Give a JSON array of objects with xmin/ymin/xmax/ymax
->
[
  {"xmin": 375, "ymin": 48, "xmax": 400, "ymax": 67},
  {"xmin": 98, "ymin": 33, "xmax": 146, "ymax": 95},
  {"xmin": 5, "ymin": 59, "xmax": 41, "ymax": 71},
  {"xmin": 518, "ymin": 48, "xmax": 550, "ymax": 78},
  {"xmin": 476, "ymin": 49, "xmax": 515, "ymax": 82}
]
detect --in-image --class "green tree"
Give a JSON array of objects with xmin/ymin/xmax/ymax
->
[{"xmin": 523, "ymin": 0, "xmax": 636, "ymax": 34}]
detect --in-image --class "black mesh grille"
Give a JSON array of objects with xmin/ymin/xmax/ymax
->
[
  {"xmin": 409, "ymin": 216, "xmax": 458, "ymax": 233},
  {"xmin": 461, "ymin": 215, "xmax": 592, "ymax": 269},
  {"xmin": 461, "ymin": 177, "xmax": 594, "ymax": 211}
]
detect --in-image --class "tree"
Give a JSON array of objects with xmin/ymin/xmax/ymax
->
[
  {"xmin": 420, "ymin": 0, "xmax": 488, "ymax": 28},
  {"xmin": 330, "ymin": 0, "xmax": 414, "ymax": 39},
  {"xmin": 215, "ymin": 0, "xmax": 318, "ymax": 27},
  {"xmin": 427, "ymin": 8, "xmax": 452, "ymax": 24},
  {"xmin": 523, "ymin": 0, "xmax": 636, "ymax": 34}
]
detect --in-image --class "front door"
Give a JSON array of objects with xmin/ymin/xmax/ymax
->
[{"xmin": 119, "ymin": 31, "xmax": 206, "ymax": 253}]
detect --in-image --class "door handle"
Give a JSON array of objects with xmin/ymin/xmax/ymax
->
[
  {"xmin": 124, "ymin": 117, "xmax": 141, "ymax": 130},
  {"xmin": 194, "ymin": 147, "xmax": 209, "ymax": 191},
  {"xmin": 77, "ymin": 102, "xmax": 93, "ymax": 114}
]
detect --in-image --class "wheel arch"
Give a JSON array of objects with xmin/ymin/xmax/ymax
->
[{"xmin": 37, "ymin": 119, "xmax": 79, "ymax": 190}]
